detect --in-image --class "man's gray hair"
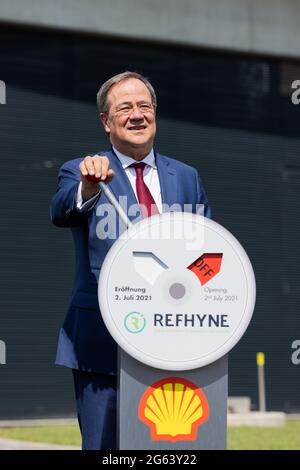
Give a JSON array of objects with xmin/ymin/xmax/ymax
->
[{"xmin": 97, "ymin": 71, "xmax": 157, "ymax": 114}]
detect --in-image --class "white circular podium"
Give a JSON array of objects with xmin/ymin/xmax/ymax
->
[{"xmin": 99, "ymin": 212, "xmax": 256, "ymax": 371}]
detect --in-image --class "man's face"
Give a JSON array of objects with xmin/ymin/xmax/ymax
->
[{"xmin": 100, "ymin": 78, "xmax": 156, "ymax": 158}]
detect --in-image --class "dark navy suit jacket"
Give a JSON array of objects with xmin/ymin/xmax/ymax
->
[{"xmin": 50, "ymin": 149, "xmax": 211, "ymax": 374}]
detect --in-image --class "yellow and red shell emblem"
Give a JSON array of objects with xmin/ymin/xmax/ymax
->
[{"xmin": 138, "ymin": 377, "xmax": 209, "ymax": 442}]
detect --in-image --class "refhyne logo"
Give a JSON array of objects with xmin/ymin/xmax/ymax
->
[
  {"xmin": 138, "ymin": 377, "xmax": 209, "ymax": 442},
  {"xmin": 124, "ymin": 312, "xmax": 146, "ymax": 333}
]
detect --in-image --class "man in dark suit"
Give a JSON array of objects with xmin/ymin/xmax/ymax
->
[{"xmin": 50, "ymin": 71, "xmax": 211, "ymax": 450}]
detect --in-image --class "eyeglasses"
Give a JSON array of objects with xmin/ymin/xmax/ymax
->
[{"xmin": 114, "ymin": 102, "xmax": 156, "ymax": 116}]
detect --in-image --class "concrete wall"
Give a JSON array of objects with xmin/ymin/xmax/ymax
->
[{"xmin": 0, "ymin": 0, "xmax": 299, "ymax": 59}]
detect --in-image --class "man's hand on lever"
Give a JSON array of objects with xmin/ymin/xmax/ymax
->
[{"xmin": 79, "ymin": 155, "xmax": 115, "ymax": 202}]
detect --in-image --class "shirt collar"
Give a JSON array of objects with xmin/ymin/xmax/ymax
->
[{"xmin": 112, "ymin": 146, "xmax": 156, "ymax": 169}]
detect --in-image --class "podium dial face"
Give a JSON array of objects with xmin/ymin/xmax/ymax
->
[{"xmin": 99, "ymin": 212, "xmax": 256, "ymax": 370}]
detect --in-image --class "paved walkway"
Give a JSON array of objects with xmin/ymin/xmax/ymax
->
[{"xmin": 0, "ymin": 438, "xmax": 79, "ymax": 450}]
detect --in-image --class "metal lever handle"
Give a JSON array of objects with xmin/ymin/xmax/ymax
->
[{"xmin": 99, "ymin": 181, "xmax": 133, "ymax": 229}]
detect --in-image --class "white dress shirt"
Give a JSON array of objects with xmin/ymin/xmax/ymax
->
[{"xmin": 76, "ymin": 147, "xmax": 162, "ymax": 212}]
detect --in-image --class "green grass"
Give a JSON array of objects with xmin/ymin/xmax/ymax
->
[
  {"xmin": 0, "ymin": 425, "xmax": 81, "ymax": 447},
  {"xmin": 0, "ymin": 422, "xmax": 299, "ymax": 449},
  {"xmin": 228, "ymin": 421, "xmax": 300, "ymax": 450}
]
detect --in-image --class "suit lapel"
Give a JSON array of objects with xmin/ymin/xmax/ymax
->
[{"xmin": 156, "ymin": 152, "xmax": 178, "ymax": 211}]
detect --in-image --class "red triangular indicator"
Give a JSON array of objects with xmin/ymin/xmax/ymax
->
[{"xmin": 187, "ymin": 253, "xmax": 223, "ymax": 286}]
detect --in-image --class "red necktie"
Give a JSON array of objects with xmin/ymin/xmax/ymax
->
[{"xmin": 132, "ymin": 162, "xmax": 159, "ymax": 218}]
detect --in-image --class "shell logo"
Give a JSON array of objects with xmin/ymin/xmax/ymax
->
[{"xmin": 138, "ymin": 377, "xmax": 209, "ymax": 442}]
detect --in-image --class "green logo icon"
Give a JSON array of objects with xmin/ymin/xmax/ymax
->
[{"xmin": 124, "ymin": 312, "xmax": 146, "ymax": 334}]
